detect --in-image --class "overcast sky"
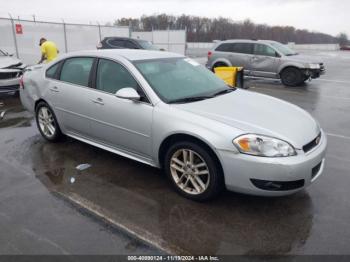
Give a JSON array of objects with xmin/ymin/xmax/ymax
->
[{"xmin": 1, "ymin": 0, "xmax": 348, "ymax": 36}]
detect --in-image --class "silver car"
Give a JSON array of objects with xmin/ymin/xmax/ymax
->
[
  {"xmin": 206, "ymin": 40, "xmax": 325, "ymax": 87},
  {"xmin": 20, "ymin": 50, "xmax": 327, "ymax": 201},
  {"xmin": 0, "ymin": 49, "xmax": 25, "ymax": 94}
]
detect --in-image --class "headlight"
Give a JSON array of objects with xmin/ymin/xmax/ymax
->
[
  {"xmin": 233, "ymin": 134, "xmax": 297, "ymax": 157},
  {"xmin": 309, "ymin": 63, "xmax": 320, "ymax": 69}
]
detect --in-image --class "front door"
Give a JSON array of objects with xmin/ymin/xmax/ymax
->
[
  {"xmin": 250, "ymin": 44, "xmax": 280, "ymax": 78},
  {"xmin": 89, "ymin": 58, "xmax": 153, "ymax": 158}
]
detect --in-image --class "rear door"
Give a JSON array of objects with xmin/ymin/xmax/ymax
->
[
  {"xmin": 89, "ymin": 58, "xmax": 153, "ymax": 158},
  {"xmin": 215, "ymin": 43, "xmax": 254, "ymax": 74},
  {"xmin": 250, "ymin": 43, "xmax": 281, "ymax": 78},
  {"xmin": 49, "ymin": 57, "xmax": 97, "ymax": 138}
]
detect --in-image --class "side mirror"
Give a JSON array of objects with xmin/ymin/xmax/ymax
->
[
  {"xmin": 115, "ymin": 87, "xmax": 140, "ymax": 101},
  {"xmin": 275, "ymin": 52, "xmax": 281, "ymax": 58}
]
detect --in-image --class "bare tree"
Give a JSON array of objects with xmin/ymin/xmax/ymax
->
[
  {"xmin": 114, "ymin": 14, "xmax": 337, "ymax": 44},
  {"xmin": 337, "ymin": 33, "xmax": 349, "ymax": 46}
]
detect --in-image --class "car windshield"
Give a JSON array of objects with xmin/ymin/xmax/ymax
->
[
  {"xmin": 134, "ymin": 58, "xmax": 231, "ymax": 103},
  {"xmin": 270, "ymin": 42, "xmax": 297, "ymax": 56},
  {"xmin": 138, "ymin": 40, "xmax": 159, "ymax": 50}
]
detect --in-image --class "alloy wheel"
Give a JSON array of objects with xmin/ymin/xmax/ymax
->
[
  {"xmin": 170, "ymin": 149, "xmax": 210, "ymax": 195},
  {"xmin": 38, "ymin": 106, "xmax": 56, "ymax": 138}
]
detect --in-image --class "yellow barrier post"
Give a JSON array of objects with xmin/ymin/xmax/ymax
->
[{"xmin": 214, "ymin": 67, "xmax": 244, "ymax": 88}]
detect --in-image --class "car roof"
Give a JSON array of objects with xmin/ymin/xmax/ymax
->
[
  {"xmin": 217, "ymin": 39, "xmax": 278, "ymax": 44},
  {"xmin": 103, "ymin": 37, "xmax": 146, "ymax": 42},
  {"xmin": 61, "ymin": 49, "xmax": 184, "ymax": 61}
]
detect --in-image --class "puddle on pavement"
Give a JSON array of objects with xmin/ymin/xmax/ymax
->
[
  {"xmin": 23, "ymin": 138, "xmax": 314, "ymax": 255},
  {"xmin": 0, "ymin": 96, "xmax": 33, "ymax": 128}
]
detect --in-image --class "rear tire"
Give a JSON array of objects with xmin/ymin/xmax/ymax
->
[
  {"xmin": 280, "ymin": 67, "xmax": 304, "ymax": 87},
  {"xmin": 35, "ymin": 101, "xmax": 63, "ymax": 142},
  {"xmin": 212, "ymin": 62, "xmax": 228, "ymax": 72},
  {"xmin": 164, "ymin": 141, "xmax": 224, "ymax": 201}
]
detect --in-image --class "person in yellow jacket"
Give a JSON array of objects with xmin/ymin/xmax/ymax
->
[{"xmin": 38, "ymin": 37, "xmax": 59, "ymax": 64}]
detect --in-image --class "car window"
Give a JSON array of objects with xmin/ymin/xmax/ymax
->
[
  {"xmin": 254, "ymin": 44, "xmax": 277, "ymax": 57},
  {"xmin": 60, "ymin": 57, "xmax": 94, "ymax": 87},
  {"xmin": 96, "ymin": 59, "xmax": 139, "ymax": 94},
  {"xmin": 138, "ymin": 40, "xmax": 159, "ymax": 50},
  {"xmin": 231, "ymin": 43, "xmax": 254, "ymax": 54},
  {"xmin": 134, "ymin": 58, "xmax": 228, "ymax": 103},
  {"xmin": 46, "ymin": 61, "xmax": 61, "ymax": 79},
  {"xmin": 215, "ymin": 43, "xmax": 253, "ymax": 54},
  {"xmin": 108, "ymin": 39, "xmax": 125, "ymax": 48},
  {"xmin": 124, "ymin": 41, "xmax": 138, "ymax": 49},
  {"xmin": 215, "ymin": 43, "xmax": 231, "ymax": 52}
]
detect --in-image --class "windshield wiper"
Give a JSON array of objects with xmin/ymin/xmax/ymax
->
[
  {"xmin": 212, "ymin": 88, "xmax": 235, "ymax": 97},
  {"xmin": 168, "ymin": 95, "xmax": 214, "ymax": 104}
]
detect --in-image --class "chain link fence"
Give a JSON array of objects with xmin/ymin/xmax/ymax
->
[
  {"xmin": 0, "ymin": 17, "xmax": 130, "ymax": 64},
  {"xmin": 0, "ymin": 17, "xmax": 188, "ymax": 65}
]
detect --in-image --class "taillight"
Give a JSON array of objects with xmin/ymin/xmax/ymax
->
[
  {"xmin": 19, "ymin": 75, "xmax": 24, "ymax": 89},
  {"xmin": 207, "ymin": 51, "xmax": 212, "ymax": 59}
]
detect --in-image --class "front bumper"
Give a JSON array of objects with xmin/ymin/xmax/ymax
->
[
  {"xmin": 0, "ymin": 78, "xmax": 20, "ymax": 93},
  {"xmin": 218, "ymin": 131, "xmax": 327, "ymax": 196},
  {"xmin": 0, "ymin": 69, "xmax": 22, "ymax": 93},
  {"xmin": 303, "ymin": 65, "xmax": 326, "ymax": 79}
]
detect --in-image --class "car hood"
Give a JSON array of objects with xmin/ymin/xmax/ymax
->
[
  {"xmin": 284, "ymin": 54, "xmax": 323, "ymax": 64},
  {"xmin": 174, "ymin": 90, "xmax": 320, "ymax": 149},
  {"xmin": 0, "ymin": 56, "xmax": 22, "ymax": 68}
]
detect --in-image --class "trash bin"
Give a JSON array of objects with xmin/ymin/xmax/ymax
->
[{"xmin": 214, "ymin": 67, "xmax": 244, "ymax": 88}]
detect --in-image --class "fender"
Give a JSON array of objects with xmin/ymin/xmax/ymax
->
[
  {"xmin": 278, "ymin": 61, "xmax": 307, "ymax": 75},
  {"xmin": 210, "ymin": 58, "xmax": 232, "ymax": 70}
]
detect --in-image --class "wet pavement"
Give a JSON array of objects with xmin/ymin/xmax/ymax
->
[{"xmin": 1, "ymin": 51, "xmax": 350, "ymax": 255}]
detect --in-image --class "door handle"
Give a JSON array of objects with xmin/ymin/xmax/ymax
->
[
  {"xmin": 49, "ymin": 86, "xmax": 59, "ymax": 92},
  {"xmin": 91, "ymin": 98, "xmax": 104, "ymax": 105}
]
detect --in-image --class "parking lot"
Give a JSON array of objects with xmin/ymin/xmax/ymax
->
[{"xmin": 1, "ymin": 50, "xmax": 350, "ymax": 255}]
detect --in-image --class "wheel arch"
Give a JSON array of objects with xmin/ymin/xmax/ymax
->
[
  {"xmin": 278, "ymin": 63, "xmax": 305, "ymax": 76},
  {"xmin": 158, "ymin": 133, "xmax": 224, "ymax": 178},
  {"xmin": 34, "ymin": 98, "xmax": 49, "ymax": 111},
  {"xmin": 211, "ymin": 58, "xmax": 232, "ymax": 71}
]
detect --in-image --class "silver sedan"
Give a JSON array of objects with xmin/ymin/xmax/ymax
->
[{"xmin": 20, "ymin": 50, "xmax": 327, "ymax": 201}]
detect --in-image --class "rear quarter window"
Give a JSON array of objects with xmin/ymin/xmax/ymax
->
[{"xmin": 46, "ymin": 61, "xmax": 62, "ymax": 80}]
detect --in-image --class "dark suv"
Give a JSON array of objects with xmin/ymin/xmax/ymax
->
[{"xmin": 97, "ymin": 37, "xmax": 160, "ymax": 50}]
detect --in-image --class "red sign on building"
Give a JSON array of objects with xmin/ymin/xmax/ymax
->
[{"xmin": 15, "ymin": 24, "xmax": 23, "ymax": 34}]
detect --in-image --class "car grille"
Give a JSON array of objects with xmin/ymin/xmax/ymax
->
[
  {"xmin": 250, "ymin": 179, "xmax": 305, "ymax": 191},
  {"xmin": 312, "ymin": 161, "xmax": 322, "ymax": 179},
  {"xmin": 0, "ymin": 72, "xmax": 21, "ymax": 80},
  {"xmin": 303, "ymin": 133, "xmax": 322, "ymax": 153}
]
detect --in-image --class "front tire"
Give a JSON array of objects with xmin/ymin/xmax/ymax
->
[
  {"xmin": 280, "ymin": 67, "xmax": 304, "ymax": 87},
  {"xmin": 35, "ymin": 101, "xmax": 62, "ymax": 142},
  {"xmin": 164, "ymin": 141, "xmax": 224, "ymax": 201}
]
